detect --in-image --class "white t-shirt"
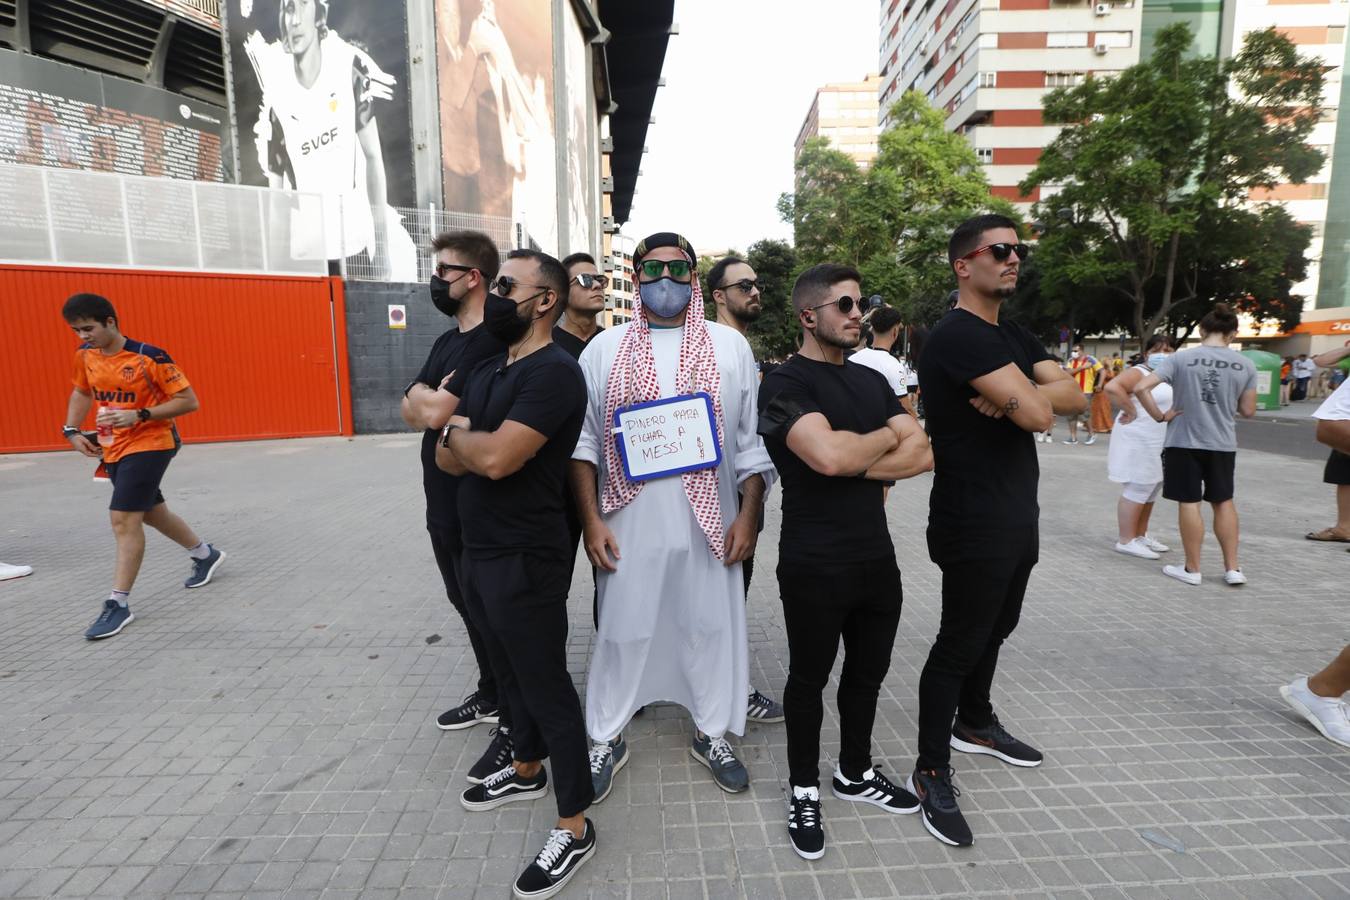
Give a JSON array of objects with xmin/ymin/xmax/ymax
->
[
  {"xmin": 1313, "ymin": 378, "xmax": 1350, "ymax": 421},
  {"xmin": 849, "ymin": 348, "xmax": 908, "ymax": 396},
  {"xmin": 1294, "ymin": 359, "xmax": 1317, "ymax": 379}
]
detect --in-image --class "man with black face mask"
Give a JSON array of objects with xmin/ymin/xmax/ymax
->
[
  {"xmin": 570, "ymin": 232, "xmax": 777, "ymax": 803},
  {"xmin": 435, "ymin": 250, "xmax": 598, "ymax": 899},
  {"xmin": 400, "ymin": 231, "xmax": 510, "ymax": 779}
]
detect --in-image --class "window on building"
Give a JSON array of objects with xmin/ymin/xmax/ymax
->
[
  {"xmin": 1096, "ymin": 31, "xmax": 1133, "ymax": 48},
  {"xmin": 1330, "ymin": 26, "xmax": 1346, "ymax": 45},
  {"xmin": 979, "ymin": 32, "xmax": 998, "ymax": 49},
  {"xmin": 1048, "ymin": 32, "xmax": 1089, "ymax": 48},
  {"xmin": 1046, "ymin": 72, "xmax": 1085, "ymax": 88},
  {"xmin": 976, "ymin": 148, "xmax": 993, "ymax": 164},
  {"xmin": 979, "ymin": 71, "xmax": 996, "ymax": 88}
]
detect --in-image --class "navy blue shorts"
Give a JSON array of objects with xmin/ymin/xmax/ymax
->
[{"xmin": 106, "ymin": 449, "xmax": 176, "ymax": 512}]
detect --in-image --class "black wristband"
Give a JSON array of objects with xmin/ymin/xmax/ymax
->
[
  {"xmin": 62, "ymin": 426, "xmax": 80, "ymax": 437},
  {"xmin": 138, "ymin": 408, "xmax": 152, "ymax": 422},
  {"xmin": 403, "ymin": 380, "xmax": 421, "ymax": 398}
]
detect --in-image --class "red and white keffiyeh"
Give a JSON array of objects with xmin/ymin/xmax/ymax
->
[{"xmin": 600, "ymin": 271, "xmax": 727, "ymax": 559}]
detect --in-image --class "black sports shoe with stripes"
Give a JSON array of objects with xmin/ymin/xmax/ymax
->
[
  {"xmin": 830, "ymin": 766, "xmax": 920, "ymax": 814},
  {"xmin": 512, "ymin": 819, "xmax": 596, "ymax": 899}
]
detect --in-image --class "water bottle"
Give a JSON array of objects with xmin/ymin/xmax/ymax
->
[{"xmin": 96, "ymin": 406, "xmax": 115, "ymax": 447}]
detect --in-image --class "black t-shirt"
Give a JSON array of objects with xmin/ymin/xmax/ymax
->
[
  {"xmin": 758, "ymin": 355, "xmax": 903, "ymax": 566},
  {"xmin": 918, "ymin": 308, "xmax": 1053, "ymax": 535},
  {"xmin": 551, "ymin": 323, "xmax": 604, "ymax": 361},
  {"xmin": 415, "ymin": 325, "xmax": 506, "ymax": 529},
  {"xmin": 451, "ymin": 344, "xmax": 587, "ymax": 561}
]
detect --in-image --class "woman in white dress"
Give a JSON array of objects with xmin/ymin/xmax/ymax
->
[{"xmin": 1104, "ymin": 335, "xmax": 1175, "ymax": 559}]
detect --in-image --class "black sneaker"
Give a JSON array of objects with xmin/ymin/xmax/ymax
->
[
  {"xmin": 184, "ymin": 545, "xmax": 226, "ymax": 588},
  {"xmin": 460, "ymin": 763, "xmax": 547, "ymax": 812},
  {"xmin": 786, "ymin": 785, "xmax": 825, "ymax": 860},
  {"xmin": 512, "ymin": 819, "xmax": 596, "ymax": 899},
  {"xmin": 950, "ymin": 716, "xmax": 1043, "ymax": 768},
  {"xmin": 908, "ymin": 767, "xmax": 972, "ymax": 847},
  {"xmin": 831, "ymin": 766, "xmax": 920, "ymax": 814},
  {"xmin": 467, "ymin": 726, "xmax": 513, "ymax": 784},
  {"xmin": 437, "ymin": 691, "xmax": 500, "ymax": 731}
]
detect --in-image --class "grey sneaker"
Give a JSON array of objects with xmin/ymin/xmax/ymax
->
[
  {"xmin": 184, "ymin": 545, "xmax": 226, "ymax": 588},
  {"xmin": 588, "ymin": 734, "xmax": 629, "ymax": 803},
  {"xmin": 690, "ymin": 733, "xmax": 749, "ymax": 793},
  {"xmin": 85, "ymin": 599, "xmax": 133, "ymax": 640},
  {"xmin": 747, "ymin": 689, "xmax": 785, "ymax": 724}
]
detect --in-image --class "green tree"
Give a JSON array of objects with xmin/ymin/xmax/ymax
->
[
  {"xmin": 697, "ymin": 241, "xmax": 800, "ymax": 359},
  {"xmin": 779, "ymin": 91, "xmax": 1015, "ymax": 327},
  {"xmin": 1022, "ymin": 24, "xmax": 1323, "ymax": 342}
]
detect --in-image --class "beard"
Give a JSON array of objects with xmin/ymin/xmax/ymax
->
[
  {"xmin": 731, "ymin": 303, "xmax": 762, "ymax": 324},
  {"xmin": 994, "ymin": 283, "xmax": 1017, "ymax": 299},
  {"xmin": 816, "ymin": 325, "xmax": 860, "ymax": 350}
]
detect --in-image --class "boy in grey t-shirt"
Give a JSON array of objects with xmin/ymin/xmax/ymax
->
[{"xmin": 1132, "ymin": 306, "xmax": 1258, "ymax": 587}]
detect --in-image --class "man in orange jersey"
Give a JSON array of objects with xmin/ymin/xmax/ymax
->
[{"xmin": 60, "ymin": 293, "xmax": 226, "ymax": 640}]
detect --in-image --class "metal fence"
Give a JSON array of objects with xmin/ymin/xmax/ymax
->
[
  {"xmin": 340, "ymin": 205, "xmax": 527, "ymax": 283},
  {"xmin": 0, "ymin": 162, "xmax": 330, "ymax": 276}
]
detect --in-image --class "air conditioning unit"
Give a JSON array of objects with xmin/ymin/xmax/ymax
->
[
  {"xmin": 1095, "ymin": 3, "xmax": 1110, "ymax": 15},
  {"xmin": 1094, "ymin": 42, "xmax": 1109, "ymax": 55}
]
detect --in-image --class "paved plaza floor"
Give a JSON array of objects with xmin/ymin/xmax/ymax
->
[{"xmin": 1, "ymin": 432, "xmax": 1347, "ymax": 899}]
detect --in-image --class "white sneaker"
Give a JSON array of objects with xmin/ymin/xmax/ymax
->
[
  {"xmin": 1162, "ymin": 564, "xmax": 1201, "ymax": 586},
  {"xmin": 1084, "ymin": 434, "xmax": 1097, "ymax": 445},
  {"xmin": 1224, "ymin": 569, "xmax": 1247, "ymax": 586},
  {"xmin": 1141, "ymin": 534, "xmax": 1170, "ymax": 553},
  {"xmin": 1114, "ymin": 539, "xmax": 1160, "ymax": 560},
  {"xmin": 1280, "ymin": 677, "xmax": 1350, "ymax": 749},
  {"xmin": 0, "ymin": 563, "xmax": 33, "ymax": 581}
]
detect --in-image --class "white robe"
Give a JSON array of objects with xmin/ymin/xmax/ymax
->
[{"xmin": 573, "ymin": 322, "xmax": 776, "ymax": 741}]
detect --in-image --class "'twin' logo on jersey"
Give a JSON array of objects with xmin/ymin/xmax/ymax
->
[
  {"xmin": 301, "ymin": 127, "xmax": 340, "ymax": 156},
  {"xmin": 93, "ymin": 389, "xmax": 137, "ymax": 403}
]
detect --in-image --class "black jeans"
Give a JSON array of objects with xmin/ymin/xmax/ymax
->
[
  {"xmin": 916, "ymin": 526, "xmax": 1038, "ymax": 771},
  {"xmin": 460, "ymin": 551, "xmax": 594, "ymax": 818},
  {"xmin": 778, "ymin": 557, "xmax": 903, "ymax": 788},
  {"xmin": 429, "ymin": 524, "xmax": 508, "ymax": 725}
]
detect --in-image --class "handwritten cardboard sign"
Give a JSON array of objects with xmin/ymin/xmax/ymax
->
[{"xmin": 613, "ymin": 392, "xmax": 721, "ymax": 482}]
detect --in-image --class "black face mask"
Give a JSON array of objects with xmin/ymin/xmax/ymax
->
[
  {"xmin": 483, "ymin": 291, "xmax": 536, "ymax": 344},
  {"xmin": 429, "ymin": 274, "xmax": 459, "ymax": 317}
]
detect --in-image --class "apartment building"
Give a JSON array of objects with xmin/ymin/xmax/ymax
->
[{"xmin": 794, "ymin": 74, "xmax": 883, "ymax": 167}]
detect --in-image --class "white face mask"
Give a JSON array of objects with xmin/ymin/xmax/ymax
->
[{"xmin": 1071, "ymin": 351, "xmax": 1081, "ymax": 359}]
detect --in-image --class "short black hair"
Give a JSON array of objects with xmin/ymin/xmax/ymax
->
[
  {"xmin": 1199, "ymin": 302, "xmax": 1239, "ymax": 337},
  {"xmin": 707, "ymin": 256, "xmax": 748, "ymax": 293},
  {"xmin": 62, "ymin": 293, "xmax": 118, "ymax": 326},
  {"xmin": 561, "ymin": 252, "xmax": 595, "ymax": 272},
  {"xmin": 869, "ymin": 305, "xmax": 902, "ymax": 335},
  {"xmin": 430, "ymin": 230, "xmax": 500, "ymax": 282},
  {"xmin": 948, "ymin": 213, "xmax": 1020, "ymax": 267},
  {"xmin": 507, "ymin": 249, "xmax": 570, "ymax": 319},
  {"xmin": 791, "ymin": 263, "xmax": 862, "ymax": 312},
  {"xmin": 1144, "ymin": 333, "xmax": 1175, "ymax": 353}
]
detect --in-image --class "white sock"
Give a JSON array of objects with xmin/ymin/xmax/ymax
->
[
  {"xmin": 109, "ymin": 590, "xmax": 130, "ymax": 607},
  {"xmin": 188, "ymin": 542, "xmax": 211, "ymax": 561}
]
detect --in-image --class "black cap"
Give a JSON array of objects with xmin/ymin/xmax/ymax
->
[{"xmin": 634, "ymin": 232, "xmax": 696, "ymax": 265}]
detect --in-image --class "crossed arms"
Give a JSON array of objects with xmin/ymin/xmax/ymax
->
[{"xmin": 966, "ymin": 360, "xmax": 1086, "ymax": 433}]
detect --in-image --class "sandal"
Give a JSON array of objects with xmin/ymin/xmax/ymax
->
[{"xmin": 1305, "ymin": 528, "xmax": 1350, "ymax": 543}]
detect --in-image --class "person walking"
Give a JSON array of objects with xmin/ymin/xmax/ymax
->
[
  {"xmin": 1280, "ymin": 371, "xmax": 1350, "ymax": 748},
  {"xmin": 436, "ymin": 249, "xmax": 598, "ymax": 898},
  {"xmin": 61, "ymin": 293, "xmax": 225, "ymax": 640},
  {"xmin": 1105, "ymin": 335, "xmax": 1176, "ymax": 559},
  {"xmin": 758, "ymin": 264, "xmax": 933, "ymax": 860},
  {"xmin": 1304, "ymin": 341, "xmax": 1350, "ymax": 544},
  {"xmin": 1133, "ymin": 304, "xmax": 1257, "ymax": 586},
  {"xmin": 911, "ymin": 215, "xmax": 1087, "ymax": 847},
  {"xmin": 707, "ymin": 254, "xmax": 785, "ymax": 725},
  {"xmin": 1064, "ymin": 345, "xmax": 1103, "ymax": 445},
  {"xmin": 570, "ymin": 233, "xmax": 775, "ymax": 800}
]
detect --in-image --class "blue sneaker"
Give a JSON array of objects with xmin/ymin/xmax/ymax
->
[
  {"xmin": 184, "ymin": 546, "xmax": 226, "ymax": 589},
  {"xmin": 85, "ymin": 600, "xmax": 134, "ymax": 640},
  {"xmin": 588, "ymin": 734, "xmax": 629, "ymax": 803},
  {"xmin": 690, "ymin": 733, "xmax": 749, "ymax": 793}
]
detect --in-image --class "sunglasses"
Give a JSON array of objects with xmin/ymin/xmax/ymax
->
[
  {"xmin": 718, "ymin": 278, "xmax": 760, "ymax": 294},
  {"xmin": 490, "ymin": 275, "xmax": 552, "ymax": 298},
  {"xmin": 572, "ymin": 273, "xmax": 609, "ymax": 290},
  {"xmin": 806, "ymin": 295, "xmax": 867, "ymax": 316},
  {"xmin": 961, "ymin": 242, "xmax": 1030, "ymax": 263},
  {"xmin": 435, "ymin": 262, "xmax": 475, "ymax": 278},
  {"xmin": 637, "ymin": 259, "xmax": 693, "ymax": 282}
]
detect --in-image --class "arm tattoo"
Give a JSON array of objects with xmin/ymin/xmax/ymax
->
[{"xmin": 1003, "ymin": 396, "xmax": 1020, "ymax": 415}]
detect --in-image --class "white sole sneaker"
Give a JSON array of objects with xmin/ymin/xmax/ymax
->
[
  {"xmin": 1224, "ymin": 570, "xmax": 1248, "ymax": 586},
  {"xmin": 948, "ymin": 735, "xmax": 1044, "ymax": 768},
  {"xmin": 1114, "ymin": 541, "xmax": 1160, "ymax": 560},
  {"xmin": 185, "ymin": 550, "xmax": 227, "ymax": 589},
  {"xmin": 1162, "ymin": 565, "xmax": 1201, "ymax": 586},
  {"xmin": 1280, "ymin": 682, "xmax": 1350, "ymax": 749}
]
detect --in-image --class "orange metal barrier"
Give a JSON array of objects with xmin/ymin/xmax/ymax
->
[{"xmin": 1, "ymin": 265, "xmax": 353, "ymax": 454}]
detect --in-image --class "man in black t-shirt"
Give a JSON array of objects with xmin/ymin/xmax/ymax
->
[
  {"xmin": 911, "ymin": 215, "xmax": 1086, "ymax": 848},
  {"xmin": 758, "ymin": 264, "xmax": 933, "ymax": 862},
  {"xmin": 399, "ymin": 231, "xmax": 510, "ymax": 763},
  {"xmin": 436, "ymin": 249, "xmax": 598, "ymax": 898}
]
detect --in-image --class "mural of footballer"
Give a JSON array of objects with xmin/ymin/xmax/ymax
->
[{"xmin": 243, "ymin": 0, "xmax": 417, "ymax": 279}]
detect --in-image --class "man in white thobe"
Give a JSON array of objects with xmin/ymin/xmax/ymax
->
[{"xmin": 569, "ymin": 232, "xmax": 775, "ymax": 798}]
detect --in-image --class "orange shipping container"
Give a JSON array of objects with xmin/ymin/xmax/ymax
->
[{"xmin": 0, "ymin": 265, "xmax": 353, "ymax": 454}]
